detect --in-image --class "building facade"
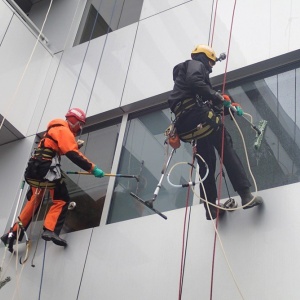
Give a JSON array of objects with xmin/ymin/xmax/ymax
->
[{"xmin": 1, "ymin": 0, "xmax": 300, "ymax": 299}]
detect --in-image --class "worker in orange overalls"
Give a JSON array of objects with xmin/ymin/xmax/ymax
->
[{"xmin": 1, "ymin": 108, "xmax": 104, "ymax": 250}]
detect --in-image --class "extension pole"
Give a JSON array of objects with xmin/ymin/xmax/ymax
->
[
  {"xmin": 230, "ymin": 106, "xmax": 261, "ymax": 134},
  {"xmin": 66, "ymin": 171, "xmax": 139, "ymax": 182},
  {"xmin": 130, "ymin": 149, "xmax": 176, "ymax": 220},
  {"xmin": 230, "ymin": 105, "xmax": 267, "ymax": 135},
  {"xmin": 230, "ymin": 105, "xmax": 268, "ymax": 149}
]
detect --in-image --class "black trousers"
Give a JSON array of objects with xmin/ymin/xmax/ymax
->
[{"xmin": 196, "ymin": 125, "xmax": 251, "ymax": 207}]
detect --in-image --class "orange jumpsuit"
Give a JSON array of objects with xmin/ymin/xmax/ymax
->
[{"xmin": 15, "ymin": 119, "xmax": 95, "ymax": 235}]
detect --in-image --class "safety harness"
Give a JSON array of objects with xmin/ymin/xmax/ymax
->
[
  {"xmin": 166, "ymin": 98, "xmax": 221, "ymax": 145},
  {"xmin": 25, "ymin": 125, "xmax": 62, "ymax": 188}
]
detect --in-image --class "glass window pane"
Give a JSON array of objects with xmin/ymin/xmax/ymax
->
[
  {"xmin": 108, "ymin": 109, "xmax": 195, "ymax": 223},
  {"xmin": 74, "ymin": 0, "xmax": 144, "ymax": 46},
  {"xmin": 60, "ymin": 123, "xmax": 120, "ymax": 233},
  {"xmin": 226, "ymin": 69, "xmax": 300, "ymax": 190}
]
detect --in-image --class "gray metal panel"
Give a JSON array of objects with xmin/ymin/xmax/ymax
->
[
  {"xmin": 1, "ymin": 183, "xmax": 300, "ymax": 299},
  {"xmin": 0, "ymin": 228, "xmax": 93, "ymax": 299},
  {"xmin": 0, "ymin": 1, "xmax": 13, "ymax": 44},
  {"xmin": 77, "ymin": 183, "xmax": 300, "ymax": 300},
  {"xmin": 0, "ymin": 118, "xmax": 24, "ymax": 146},
  {"xmin": 0, "ymin": 137, "xmax": 35, "ymax": 233}
]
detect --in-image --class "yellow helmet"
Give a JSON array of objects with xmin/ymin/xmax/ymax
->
[{"xmin": 191, "ymin": 44, "xmax": 217, "ymax": 62}]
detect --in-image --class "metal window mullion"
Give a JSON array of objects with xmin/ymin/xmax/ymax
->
[{"xmin": 100, "ymin": 113, "xmax": 128, "ymax": 227}]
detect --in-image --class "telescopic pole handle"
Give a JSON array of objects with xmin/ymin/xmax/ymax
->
[{"xmin": 66, "ymin": 171, "xmax": 139, "ymax": 181}]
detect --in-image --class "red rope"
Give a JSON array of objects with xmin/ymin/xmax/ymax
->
[
  {"xmin": 209, "ymin": 1, "xmax": 238, "ymax": 300},
  {"xmin": 177, "ymin": 1, "xmax": 237, "ymax": 298}
]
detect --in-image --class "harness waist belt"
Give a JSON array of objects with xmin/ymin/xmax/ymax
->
[{"xmin": 173, "ymin": 98, "xmax": 196, "ymax": 118}]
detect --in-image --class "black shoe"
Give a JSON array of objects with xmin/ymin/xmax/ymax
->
[
  {"xmin": 205, "ymin": 204, "xmax": 225, "ymax": 220},
  {"xmin": 1, "ymin": 232, "xmax": 16, "ymax": 253},
  {"xmin": 239, "ymin": 189, "xmax": 263, "ymax": 209},
  {"xmin": 42, "ymin": 230, "xmax": 67, "ymax": 247}
]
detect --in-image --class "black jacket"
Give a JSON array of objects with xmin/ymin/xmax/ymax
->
[{"xmin": 168, "ymin": 59, "xmax": 222, "ymax": 112}]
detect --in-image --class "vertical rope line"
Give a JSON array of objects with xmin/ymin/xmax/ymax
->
[
  {"xmin": 209, "ymin": 0, "xmax": 218, "ymax": 47},
  {"xmin": 178, "ymin": 154, "xmax": 195, "ymax": 300},
  {"xmin": 85, "ymin": 0, "xmax": 118, "ymax": 114},
  {"xmin": 69, "ymin": 0, "xmax": 104, "ymax": 110},
  {"xmin": 209, "ymin": 1, "xmax": 238, "ymax": 299},
  {"xmin": 38, "ymin": 242, "xmax": 47, "ymax": 300},
  {"xmin": 76, "ymin": 228, "xmax": 94, "ymax": 299},
  {"xmin": 221, "ymin": 0, "xmax": 237, "ymax": 93},
  {"xmin": 35, "ymin": 0, "xmax": 82, "ymax": 132},
  {"xmin": 292, "ymin": 69, "xmax": 297, "ymax": 174},
  {"xmin": 207, "ymin": 0, "xmax": 215, "ymax": 45}
]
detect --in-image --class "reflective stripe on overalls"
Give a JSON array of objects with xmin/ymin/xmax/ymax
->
[{"xmin": 173, "ymin": 98, "xmax": 221, "ymax": 143}]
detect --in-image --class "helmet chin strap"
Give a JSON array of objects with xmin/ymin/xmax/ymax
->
[
  {"xmin": 77, "ymin": 127, "xmax": 83, "ymax": 139},
  {"xmin": 67, "ymin": 119, "xmax": 82, "ymax": 136}
]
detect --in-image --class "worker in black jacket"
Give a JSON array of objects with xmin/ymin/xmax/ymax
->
[{"xmin": 168, "ymin": 44, "xmax": 263, "ymax": 220}]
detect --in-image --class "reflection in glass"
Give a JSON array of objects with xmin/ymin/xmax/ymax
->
[
  {"xmin": 226, "ymin": 69, "xmax": 300, "ymax": 193},
  {"xmin": 75, "ymin": 0, "xmax": 144, "ymax": 46},
  {"xmin": 109, "ymin": 67, "xmax": 300, "ymax": 223},
  {"xmin": 60, "ymin": 123, "xmax": 120, "ymax": 233},
  {"xmin": 108, "ymin": 109, "xmax": 195, "ymax": 223}
]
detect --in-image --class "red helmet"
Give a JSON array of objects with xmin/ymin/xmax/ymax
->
[{"xmin": 65, "ymin": 108, "xmax": 86, "ymax": 124}]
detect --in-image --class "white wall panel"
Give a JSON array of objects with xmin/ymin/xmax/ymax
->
[
  {"xmin": 209, "ymin": 0, "xmax": 300, "ymax": 72},
  {"xmin": 38, "ymin": 24, "xmax": 137, "ymax": 130},
  {"xmin": 1, "ymin": 181, "xmax": 300, "ymax": 299},
  {"xmin": 76, "ymin": 184, "xmax": 300, "ymax": 299},
  {"xmin": 0, "ymin": 15, "xmax": 52, "ymax": 136},
  {"xmin": 0, "ymin": 1, "xmax": 13, "ymax": 44},
  {"xmin": 122, "ymin": 0, "xmax": 300, "ymax": 107},
  {"xmin": 36, "ymin": 44, "xmax": 89, "ymax": 131},
  {"xmin": 27, "ymin": 53, "xmax": 63, "ymax": 136},
  {"xmin": 121, "ymin": 0, "xmax": 214, "ymax": 106},
  {"xmin": 29, "ymin": 0, "xmax": 85, "ymax": 52},
  {"xmin": 0, "ymin": 228, "xmax": 93, "ymax": 299},
  {"xmin": 140, "ymin": 0, "xmax": 193, "ymax": 20},
  {"xmin": 87, "ymin": 24, "xmax": 138, "ymax": 116},
  {"xmin": 0, "ymin": 137, "xmax": 34, "ymax": 234}
]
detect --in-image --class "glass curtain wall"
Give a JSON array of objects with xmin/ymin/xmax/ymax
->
[
  {"xmin": 108, "ymin": 67, "xmax": 300, "ymax": 224},
  {"xmin": 108, "ymin": 109, "xmax": 195, "ymax": 223},
  {"xmin": 74, "ymin": 0, "xmax": 144, "ymax": 46},
  {"xmin": 59, "ymin": 122, "xmax": 120, "ymax": 233}
]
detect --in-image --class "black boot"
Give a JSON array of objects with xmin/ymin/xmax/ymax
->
[
  {"xmin": 238, "ymin": 188, "xmax": 263, "ymax": 209},
  {"xmin": 205, "ymin": 203, "xmax": 225, "ymax": 220},
  {"xmin": 42, "ymin": 230, "xmax": 67, "ymax": 247},
  {"xmin": 1, "ymin": 232, "xmax": 16, "ymax": 253}
]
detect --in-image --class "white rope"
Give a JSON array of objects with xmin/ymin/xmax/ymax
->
[
  {"xmin": 201, "ymin": 178, "xmax": 246, "ymax": 300},
  {"xmin": 167, "ymin": 157, "xmax": 209, "ymax": 188}
]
